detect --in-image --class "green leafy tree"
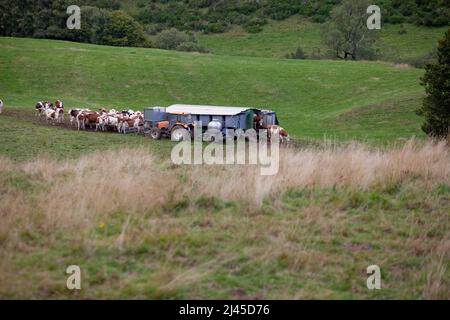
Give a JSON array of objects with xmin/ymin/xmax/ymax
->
[
  {"xmin": 323, "ymin": 0, "xmax": 379, "ymax": 60},
  {"xmin": 417, "ymin": 28, "xmax": 450, "ymax": 139},
  {"xmin": 102, "ymin": 10, "xmax": 150, "ymax": 47}
]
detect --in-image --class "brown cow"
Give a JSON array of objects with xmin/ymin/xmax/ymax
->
[
  {"xmin": 55, "ymin": 100, "xmax": 63, "ymax": 109},
  {"xmin": 77, "ymin": 110, "xmax": 99, "ymax": 130},
  {"xmin": 53, "ymin": 100, "xmax": 64, "ymax": 123}
]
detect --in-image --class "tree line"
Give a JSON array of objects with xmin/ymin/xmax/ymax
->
[
  {"xmin": 0, "ymin": 0, "xmax": 151, "ymax": 48},
  {"xmin": 1, "ymin": 1, "xmax": 448, "ymax": 41},
  {"xmin": 134, "ymin": 0, "xmax": 449, "ymax": 33}
]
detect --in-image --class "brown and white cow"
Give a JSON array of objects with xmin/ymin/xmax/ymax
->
[
  {"xmin": 44, "ymin": 106, "xmax": 56, "ymax": 123},
  {"xmin": 35, "ymin": 101, "xmax": 55, "ymax": 118},
  {"xmin": 55, "ymin": 100, "xmax": 63, "ymax": 109},
  {"xmin": 77, "ymin": 110, "xmax": 99, "ymax": 130},
  {"xmin": 69, "ymin": 109, "xmax": 82, "ymax": 127},
  {"xmin": 267, "ymin": 125, "xmax": 290, "ymax": 144},
  {"xmin": 53, "ymin": 100, "xmax": 64, "ymax": 123},
  {"xmin": 35, "ymin": 101, "xmax": 45, "ymax": 117}
]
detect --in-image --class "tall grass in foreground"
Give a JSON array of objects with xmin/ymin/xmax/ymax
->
[{"xmin": 0, "ymin": 140, "xmax": 448, "ymax": 299}]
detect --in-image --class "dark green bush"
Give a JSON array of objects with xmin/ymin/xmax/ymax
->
[
  {"xmin": 154, "ymin": 28, "xmax": 191, "ymax": 50},
  {"xmin": 154, "ymin": 28, "xmax": 209, "ymax": 53},
  {"xmin": 243, "ymin": 17, "xmax": 266, "ymax": 33},
  {"xmin": 289, "ymin": 47, "xmax": 307, "ymax": 60},
  {"xmin": 203, "ymin": 22, "xmax": 228, "ymax": 34}
]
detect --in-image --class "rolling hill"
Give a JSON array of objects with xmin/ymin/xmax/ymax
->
[
  {"xmin": 0, "ymin": 37, "xmax": 448, "ymax": 300},
  {"xmin": 198, "ymin": 16, "xmax": 448, "ymax": 62},
  {"xmin": 0, "ymin": 37, "xmax": 426, "ymax": 144}
]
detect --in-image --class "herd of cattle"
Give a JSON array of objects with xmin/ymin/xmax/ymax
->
[
  {"xmin": 35, "ymin": 100, "xmax": 144, "ymax": 133},
  {"xmin": 34, "ymin": 100, "xmax": 290, "ymax": 143}
]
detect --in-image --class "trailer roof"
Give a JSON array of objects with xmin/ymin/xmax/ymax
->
[{"xmin": 166, "ymin": 104, "xmax": 250, "ymax": 116}]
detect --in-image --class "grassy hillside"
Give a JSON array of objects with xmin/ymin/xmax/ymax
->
[
  {"xmin": 0, "ymin": 37, "xmax": 448, "ymax": 300},
  {"xmin": 198, "ymin": 17, "xmax": 447, "ymax": 62},
  {"xmin": 0, "ymin": 37, "xmax": 426, "ymax": 144}
]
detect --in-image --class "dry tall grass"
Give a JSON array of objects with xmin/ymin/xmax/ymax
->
[
  {"xmin": 0, "ymin": 139, "xmax": 448, "ymax": 298},
  {"xmin": 1, "ymin": 140, "xmax": 449, "ymax": 231}
]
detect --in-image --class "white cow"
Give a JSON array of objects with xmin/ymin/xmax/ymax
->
[
  {"xmin": 133, "ymin": 116, "xmax": 144, "ymax": 133},
  {"xmin": 107, "ymin": 115, "xmax": 120, "ymax": 132}
]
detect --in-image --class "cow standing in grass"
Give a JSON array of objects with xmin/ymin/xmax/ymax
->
[
  {"xmin": 77, "ymin": 110, "xmax": 100, "ymax": 130},
  {"xmin": 36, "ymin": 101, "xmax": 54, "ymax": 118},
  {"xmin": 35, "ymin": 101, "xmax": 45, "ymax": 117},
  {"xmin": 267, "ymin": 125, "xmax": 290, "ymax": 144},
  {"xmin": 69, "ymin": 109, "xmax": 81, "ymax": 127},
  {"xmin": 44, "ymin": 105, "xmax": 56, "ymax": 124},
  {"xmin": 55, "ymin": 100, "xmax": 64, "ymax": 123},
  {"xmin": 96, "ymin": 109, "xmax": 109, "ymax": 131}
]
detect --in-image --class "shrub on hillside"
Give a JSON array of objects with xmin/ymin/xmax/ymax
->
[
  {"xmin": 378, "ymin": 0, "xmax": 450, "ymax": 27},
  {"xmin": 264, "ymin": 1, "xmax": 301, "ymax": 20},
  {"xmin": 203, "ymin": 22, "xmax": 228, "ymax": 34},
  {"xmin": 87, "ymin": 0, "xmax": 121, "ymax": 10},
  {"xmin": 288, "ymin": 47, "xmax": 307, "ymax": 59},
  {"xmin": 243, "ymin": 17, "xmax": 266, "ymax": 33},
  {"xmin": 144, "ymin": 24, "xmax": 164, "ymax": 36},
  {"xmin": 154, "ymin": 28, "xmax": 190, "ymax": 50},
  {"xmin": 154, "ymin": 28, "xmax": 208, "ymax": 53}
]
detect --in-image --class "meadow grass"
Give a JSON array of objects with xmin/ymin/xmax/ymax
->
[
  {"xmin": 0, "ymin": 37, "xmax": 426, "ymax": 144},
  {"xmin": 198, "ymin": 16, "xmax": 447, "ymax": 62},
  {"xmin": 0, "ymin": 108, "xmax": 173, "ymax": 161},
  {"xmin": 0, "ymin": 142, "xmax": 448, "ymax": 299},
  {"xmin": 0, "ymin": 35, "xmax": 448, "ymax": 300}
]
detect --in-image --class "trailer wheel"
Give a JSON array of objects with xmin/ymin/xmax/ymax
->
[
  {"xmin": 171, "ymin": 126, "xmax": 190, "ymax": 142},
  {"xmin": 150, "ymin": 128, "xmax": 162, "ymax": 140}
]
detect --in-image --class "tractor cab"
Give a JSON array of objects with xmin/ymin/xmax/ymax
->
[{"xmin": 144, "ymin": 109, "xmax": 194, "ymax": 141}]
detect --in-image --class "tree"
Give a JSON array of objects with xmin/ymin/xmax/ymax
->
[
  {"xmin": 80, "ymin": 6, "xmax": 110, "ymax": 44},
  {"xmin": 102, "ymin": 10, "xmax": 150, "ymax": 47},
  {"xmin": 323, "ymin": 0, "xmax": 379, "ymax": 60},
  {"xmin": 417, "ymin": 28, "xmax": 450, "ymax": 139}
]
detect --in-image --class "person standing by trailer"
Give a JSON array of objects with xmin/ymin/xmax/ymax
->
[{"xmin": 0, "ymin": 99, "xmax": 3, "ymax": 114}]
